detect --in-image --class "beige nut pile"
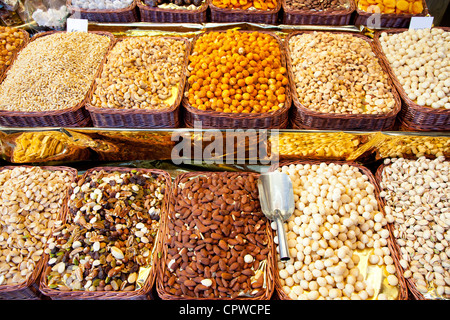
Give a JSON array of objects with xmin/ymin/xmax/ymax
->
[
  {"xmin": 0, "ymin": 32, "xmax": 110, "ymax": 112},
  {"xmin": 380, "ymin": 157, "xmax": 450, "ymax": 298},
  {"xmin": 379, "ymin": 28, "xmax": 450, "ymax": 109},
  {"xmin": 91, "ymin": 37, "xmax": 186, "ymax": 111},
  {"xmin": 275, "ymin": 162, "xmax": 398, "ymax": 300},
  {"xmin": 0, "ymin": 167, "xmax": 72, "ymax": 286},
  {"xmin": 289, "ymin": 32, "xmax": 396, "ymax": 115}
]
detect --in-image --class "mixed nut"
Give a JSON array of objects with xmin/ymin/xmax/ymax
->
[
  {"xmin": 379, "ymin": 157, "xmax": 450, "ymax": 298},
  {"xmin": 162, "ymin": 172, "xmax": 271, "ymax": 299},
  {"xmin": 91, "ymin": 36, "xmax": 186, "ymax": 111},
  {"xmin": 289, "ymin": 32, "xmax": 396, "ymax": 115},
  {"xmin": 0, "ymin": 167, "xmax": 74, "ymax": 287},
  {"xmin": 0, "ymin": 26, "xmax": 26, "ymax": 76},
  {"xmin": 44, "ymin": 168, "xmax": 167, "ymax": 292},
  {"xmin": 285, "ymin": 0, "xmax": 349, "ymax": 11}
]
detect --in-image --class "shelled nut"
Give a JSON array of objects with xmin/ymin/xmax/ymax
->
[
  {"xmin": 275, "ymin": 162, "xmax": 398, "ymax": 300},
  {"xmin": 379, "ymin": 157, "xmax": 449, "ymax": 298},
  {"xmin": 289, "ymin": 32, "xmax": 396, "ymax": 115},
  {"xmin": 45, "ymin": 169, "xmax": 166, "ymax": 292},
  {"xmin": 0, "ymin": 167, "xmax": 73, "ymax": 286},
  {"xmin": 163, "ymin": 172, "xmax": 270, "ymax": 299},
  {"xmin": 92, "ymin": 36, "xmax": 186, "ymax": 111}
]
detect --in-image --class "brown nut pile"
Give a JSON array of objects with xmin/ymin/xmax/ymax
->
[
  {"xmin": 0, "ymin": 167, "xmax": 73, "ymax": 286},
  {"xmin": 162, "ymin": 172, "xmax": 270, "ymax": 299},
  {"xmin": 45, "ymin": 169, "xmax": 166, "ymax": 292},
  {"xmin": 0, "ymin": 27, "xmax": 26, "ymax": 75},
  {"xmin": 0, "ymin": 32, "xmax": 110, "ymax": 112},
  {"xmin": 91, "ymin": 37, "xmax": 186, "ymax": 111},
  {"xmin": 285, "ymin": 0, "xmax": 348, "ymax": 11},
  {"xmin": 289, "ymin": 32, "xmax": 396, "ymax": 115}
]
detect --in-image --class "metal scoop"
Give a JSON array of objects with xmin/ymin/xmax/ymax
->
[{"xmin": 258, "ymin": 171, "xmax": 295, "ymax": 261}]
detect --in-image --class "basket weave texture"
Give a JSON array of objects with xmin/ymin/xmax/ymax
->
[
  {"xmin": 137, "ymin": 0, "xmax": 208, "ymax": 23},
  {"xmin": 156, "ymin": 171, "xmax": 276, "ymax": 300},
  {"xmin": 0, "ymin": 31, "xmax": 116, "ymax": 128},
  {"xmin": 373, "ymin": 27, "xmax": 450, "ymax": 132},
  {"xmin": 286, "ymin": 30, "xmax": 401, "ymax": 131},
  {"xmin": 86, "ymin": 36, "xmax": 190, "ymax": 128},
  {"xmin": 38, "ymin": 166, "xmax": 172, "ymax": 300},
  {"xmin": 0, "ymin": 165, "xmax": 77, "ymax": 300},
  {"xmin": 282, "ymin": 0, "xmax": 355, "ymax": 25},
  {"xmin": 66, "ymin": 0, "xmax": 139, "ymax": 22},
  {"xmin": 182, "ymin": 30, "xmax": 292, "ymax": 129},
  {"xmin": 268, "ymin": 160, "xmax": 409, "ymax": 300}
]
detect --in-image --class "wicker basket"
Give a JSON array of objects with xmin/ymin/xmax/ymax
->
[
  {"xmin": 208, "ymin": 0, "xmax": 281, "ymax": 24},
  {"xmin": 282, "ymin": 0, "xmax": 355, "ymax": 25},
  {"xmin": 0, "ymin": 28, "xmax": 29, "ymax": 79},
  {"xmin": 374, "ymin": 162, "xmax": 448, "ymax": 300},
  {"xmin": 0, "ymin": 31, "xmax": 115, "ymax": 128},
  {"xmin": 156, "ymin": 171, "xmax": 276, "ymax": 300},
  {"xmin": 353, "ymin": 0, "xmax": 429, "ymax": 28},
  {"xmin": 66, "ymin": 0, "xmax": 139, "ymax": 22},
  {"xmin": 373, "ymin": 27, "xmax": 450, "ymax": 132},
  {"xmin": 286, "ymin": 31, "xmax": 401, "ymax": 131},
  {"xmin": 39, "ymin": 166, "xmax": 172, "ymax": 300},
  {"xmin": 182, "ymin": 30, "xmax": 292, "ymax": 129},
  {"xmin": 269, "ymin": 160, "xmax": 409, "ymax": 300},
  {"xmin": 86, "ymin": 36, "xmax": 190, "ymax": 128},
  {"xmin": 137, "ymin": 0, "xmax": 208, "ymax": 23},
  {"xmin": 0, "ymin": 165, "xmax": 77, "ymax": 300}
]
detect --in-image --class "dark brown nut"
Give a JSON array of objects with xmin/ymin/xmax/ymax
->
[{"xmin": 163, "ymin": 172, "xmax": 271, "ymax": 299}]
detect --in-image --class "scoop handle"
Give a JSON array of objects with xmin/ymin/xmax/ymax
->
[{"xmin": 275, "ymin": 215, "xmax": 290, "ymax": 261}]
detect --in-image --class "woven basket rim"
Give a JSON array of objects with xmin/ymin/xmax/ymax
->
[
  {"xmin": 281, "ymin": 0, "xmax": 355, "ymax": 15},
  {"xmin": 207, "ymin": 0, "xmax": 281, "ymax": 14},
  {"xmin": 85, "ymin": 35, "xmax": 190, "ymax": 117},
  {"xmin": 137, "ymin": 0, "xmax": 208, "ymax": 13},
  {"xmin": 269, "ymin": 160, "xmax": 409, "ymax": 300},
  {"xmin": 0, "ymin": 31, "xmax": 116, "ymax": 119},
  {"xmin": 355, "ymin": 0, "xmax": 428, "ymax": 17},
  {"xmin": 156, "ymin": 170, "xmax": 276, "ymax": 300},
  {"xmin": 373, "ymin": 27, "xmax": 450, "ymax": 117},
  {"xmin": 38, "ymin": 166, "xmax": 172, "ymax": 299},
  {"xmin": 66, "ymin": 0, "xmax": 137, "ymax": 14},
  {"xmin": 285, "ymin": 30, "xmax": 402, "ymax": 122},
  {"xmin": 374, "ymin": 161, "xmax": 429, "ymax": 300},
  {"xmin": 182, "ymin": 29, "xmax": 292, "ymax": 123},
  {"xmin": 0, "ymin": 165, "xmax": 77, "ymax": 297}
]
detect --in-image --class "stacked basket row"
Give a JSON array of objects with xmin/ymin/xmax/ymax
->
[
  {"xmin": 1, "ymin": 160, "xmax": 447, "ymax": 299},
  {"xmin": 1, "ymin": 28, "xmax": 448, "ymax": 131},
  {"xmin": 67, "ymin": 0, "xmax": 428, "ymax": 27}
]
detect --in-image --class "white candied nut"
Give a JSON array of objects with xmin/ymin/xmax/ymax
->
[{"xmin": 276, "ymin": 162, "xmax": 396, "ymax": 300}]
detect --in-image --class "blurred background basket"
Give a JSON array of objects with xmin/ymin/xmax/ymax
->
[
  {"xmin": 138, "ymin": 0, "xmax": 208, "ymax": 22},
  {"xmin": 282, "ymin": 0, "xmax": 355, "ymax": 25},
  {"xmin": 156, "ymin": 171, "xmax": 275, "ymax": 300},
  {"xmin": 0, "ymin": 31, "xmax": 115, "ymax": 128},
  {"xmin": 86, "ymin": 36, "xmax": 190, "ymax": 128},
  {"xmin": 270, "ymin": 160, "xmax": 409, "ymax": 300},
  {"xmin": 39, "ymin": 167, "xmax": 172, "ymax": 300},
  {"xmin": 286, "ymin": 30, "xmax": 401, "ymax": 131},
  {"xmin": 0, "ymin": 165, "xmax": 77, "ymax": 300},
  {"xmin": 182, "ymin": 30, "xmax": 292, "ymax": 129},
  {"xmin": 208, "ymin": 0, "xmax": 281, "ymax": 24},
  {"xmin": 373, "ymin": 27, "xmax": 449, "ymax": 132},
  {"xmin": 353, "ymin": 0, "xmax": 429, "ymax": 28},
  {"xmin": 67, "ymin": 0, "xmax": 139, "ymax": 22},
  {"xmin": 0, "ymin": 27, "xmax": 29, "ymax": 79}
]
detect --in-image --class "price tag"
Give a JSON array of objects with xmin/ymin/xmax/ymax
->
[
  {"xmin": 409, "ymin": 16, "xmax": 434, "ymax": 30},
  {"xmin": 66, "ymin": 18, "xmax": 88, "ymax": 32}
]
